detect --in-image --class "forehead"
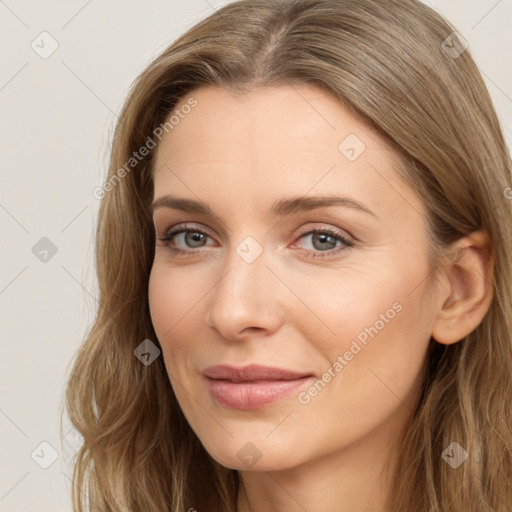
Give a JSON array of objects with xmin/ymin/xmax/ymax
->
[
  {"xmin": 155, "ymin": 84, "xmax": 391, "ymax": 166},
  {"xmin": 152, "ymin": 84, "xmax": 424, "ymax": 223}
]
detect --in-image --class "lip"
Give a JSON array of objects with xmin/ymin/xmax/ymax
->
[{"xmin": 202, "ymin": 364, "xmax": 315, "ymax": 410}]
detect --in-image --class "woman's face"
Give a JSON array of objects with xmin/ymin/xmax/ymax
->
[{"xmin": 148, "ymin": 84, "xmax": 438, "ymax": 472}]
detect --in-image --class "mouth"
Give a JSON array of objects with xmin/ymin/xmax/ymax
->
[
  {"xmin": 202, "ymin": 363, "xmax": 313, "ymax": 382},
  {"xmin": 202, "ymin": 364, "xmax": 315, "ymax": 410}
]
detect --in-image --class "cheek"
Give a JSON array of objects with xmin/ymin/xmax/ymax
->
[
  {"xmin": 148, "ymin": 264, "xmax": 201, "ymax": 336},
  {"xmin": 292, "ymin": 248, "xmax": 431, "ymax": 374},
  {"xmin": 283, "ymin": 275, "xmax": 432, "ymax": 464},
  {"xmin": 148, "ymin": 268, "xmax": 174, "ymax": 340},
  {"xmin": 148, "ymin": 264, "xmax": 209, "ymax": 373},
  {"xmin": 302, "ymin": 265, "xmax": 433, "ymax": 424},
  {"xmin": 287, "ymin": 257, "xmax": 425, "ymax": 352}
]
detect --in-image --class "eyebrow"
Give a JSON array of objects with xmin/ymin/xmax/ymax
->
[{"xmin": 149, "ymin": 194, "xmax": 377, "ymax": 218}]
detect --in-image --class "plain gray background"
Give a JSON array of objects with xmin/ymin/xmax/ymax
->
[{"xmin": 1, "ymin": 1, "xmax": 511, "ymax": 510}]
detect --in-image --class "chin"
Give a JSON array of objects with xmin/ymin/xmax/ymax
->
[{"xmin": 202, "ymin": 438, "xmax": 303, "ymax": 472}]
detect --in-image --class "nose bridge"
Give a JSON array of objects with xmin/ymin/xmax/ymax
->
[{"xmin": 205, "ymin": 235, "xmax": 284, "ymax": 338}]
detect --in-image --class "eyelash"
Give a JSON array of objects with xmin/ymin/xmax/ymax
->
[{"xmin": 156, "ymin": 223, "xmax": 354, "ymax": 259}]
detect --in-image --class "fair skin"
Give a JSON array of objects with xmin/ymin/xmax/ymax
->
[{"xmin": 148, "ymin": 84, "xmax": 493, "ymax": 512}]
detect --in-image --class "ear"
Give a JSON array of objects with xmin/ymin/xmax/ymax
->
[{"xmin": 431, "ymin": 230, "xmax": 494, "ymax": 345}]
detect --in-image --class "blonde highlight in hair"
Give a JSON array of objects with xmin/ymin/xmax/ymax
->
[{"xmin": 63, "ymin": 0, "xmax": 512, "ymax": 510}]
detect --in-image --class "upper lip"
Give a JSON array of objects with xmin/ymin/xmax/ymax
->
[{"xmin": 202, "ymin": 364, "xmax": 313, "ymax": 383}]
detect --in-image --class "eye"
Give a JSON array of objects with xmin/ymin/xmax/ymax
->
[
  {"xmin": 156, "ymin": 224, "xmax": 214, "ymax": 254},
  {"xmin": 292, "ymin": 227, "xmax": 353, "ymax": 259}
]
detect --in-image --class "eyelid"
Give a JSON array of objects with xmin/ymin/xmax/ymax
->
[
  {"xmin": 156, "ymin": 221, "xmax": 353, "ymax": 240},
  {"xmin": 294, "ymin": 223, "xmax": 354, "ymax": 242},
  {"xmin": 156, "ymin": 222, "xmax": 215, "ymax": 243}
]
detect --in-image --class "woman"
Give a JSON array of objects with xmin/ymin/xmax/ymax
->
[{"xmin": 63, "ymin": 0, "xmax": 512, "ymax": 510}]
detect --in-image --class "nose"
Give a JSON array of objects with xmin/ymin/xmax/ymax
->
[{"xmin": 204, "ymin": 242, "xmax": 285, "ymax": 342}]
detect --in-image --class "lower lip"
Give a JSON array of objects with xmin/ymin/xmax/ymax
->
[{"xmin": 205, "ymin": 376, "xmax": 314, "ymax": 410}]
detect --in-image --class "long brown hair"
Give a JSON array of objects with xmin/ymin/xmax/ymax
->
[{"xmin": 62, "ymin": 0, "xmax": 512, "ymax": 510}]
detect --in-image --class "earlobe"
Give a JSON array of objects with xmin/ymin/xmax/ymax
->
[{"xmin": 431, "ymin": 230, "xmax": 494, "ymax": 345}]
